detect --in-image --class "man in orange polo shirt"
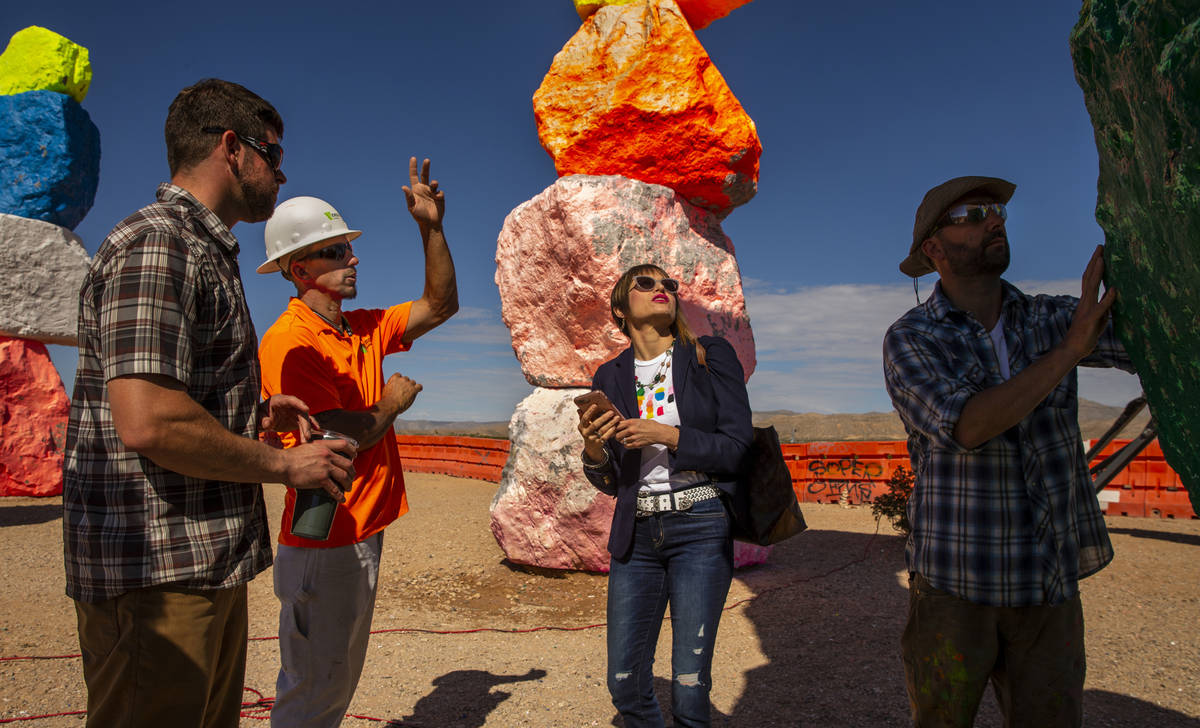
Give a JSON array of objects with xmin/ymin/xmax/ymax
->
[{"xmin": 256, "ymin": 157, "xmax": 458, "ymax": 727}]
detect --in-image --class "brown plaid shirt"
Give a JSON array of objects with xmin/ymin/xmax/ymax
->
[{"xmin": 63, "ymin": 183, "xmax": 272, "ymax": 603}]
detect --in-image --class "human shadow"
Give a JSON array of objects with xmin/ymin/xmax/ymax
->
[
  {"xmin": 1106, "ymin": 526, "xmax": 1200, "ymax": 547},
  {"xmin": 384, "ymin": 668, "xmax": 547, "ymax": 727},
  {"xmin": 724, "ymin": 527, "xmax": 915, "ymax": 726},
  {"xmin": 0, "ymin": 502, "xmax": 61, "ymax": 527},
  {"xmin": 1081, "ymin": 689, "xmax": 1200, "ymax": 727}
]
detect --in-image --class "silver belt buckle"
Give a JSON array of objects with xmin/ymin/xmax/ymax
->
[
  {"xmin": 636, "ymin": 493, "xmax": 667, "ymax": 517},
  {"xmin": 675, "ymin": 490, "xmax": 696, "ymax": 511}
]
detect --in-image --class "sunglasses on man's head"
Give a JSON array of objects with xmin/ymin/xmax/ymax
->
[
  {"xmin": 300, "ymin": 242, "xmax": 353, "ymax": 263},
  {"xmin": 632, "ymin": 275, "xmax": 680, "ymax": 293},
  {"xmin": 939, "ymin": 202, "xmax": 1007, "ymax": 227},
  {"xmin": 202, "ymin": 126, "xmax": 284, "ymax": 171}
]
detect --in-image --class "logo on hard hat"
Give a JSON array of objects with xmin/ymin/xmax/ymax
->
[{"xmin": 323, "ymin": 211, "xmax": 341, "ymax": 221}]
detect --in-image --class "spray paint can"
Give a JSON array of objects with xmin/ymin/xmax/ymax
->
[{"xmin": 289, "ymin": 429, "xmax": 358, "ymax": 540}]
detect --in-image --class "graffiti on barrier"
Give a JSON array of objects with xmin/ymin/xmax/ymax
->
[
  {"xmin": 806, "ymin": 455, "xmax": 884, "ymax": 480},
  {"xmin": 805, "ymin": 479, "xmax": 878, "ymax": 503}
]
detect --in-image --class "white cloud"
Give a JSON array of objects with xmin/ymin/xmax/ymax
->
[
  {"xmin": 743, "ymin": 278, "xmax": 1141, "ymax": 413},
  {"xmin": 383, "ymin": 307, "xmax": 532, "ymax": 420}
]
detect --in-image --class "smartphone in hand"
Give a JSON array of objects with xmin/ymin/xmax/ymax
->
[{"xmin": 573, "ymin": 390, "xmax": 620, "ymax": 421}]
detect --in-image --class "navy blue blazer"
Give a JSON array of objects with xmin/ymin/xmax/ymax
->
[{"xmin": 583, "ymin": 335, "xmax": 753, "ymax": 561}]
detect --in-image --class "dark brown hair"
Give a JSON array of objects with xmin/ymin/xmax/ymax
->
[
  {"xmin": 609, "ymin": 263, "xmax": 706, "ymax": 365},
  {"xmin": 164, "ymin": 78, "xmax": 283, "ymax": 176}
]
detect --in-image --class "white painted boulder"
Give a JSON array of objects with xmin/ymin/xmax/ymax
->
[
  {"xmin": 495, "ymin": 174, "xmax": 755, "ymax": 388},
  {"xmin": 490, "ymin": 387, "xmax": 615, "ymax": 571},
  {"xmin": 0, "ymin": 213, "xmax": 90, "ymax": 344},
  {"xmin": 489, "ymin": 387, "xmax": 772, "ymax": 571}
]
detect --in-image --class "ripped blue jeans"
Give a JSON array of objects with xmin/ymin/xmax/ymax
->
[{"xmin": 606, "ymin": 496, "xmax": 733, "ymax": 728}]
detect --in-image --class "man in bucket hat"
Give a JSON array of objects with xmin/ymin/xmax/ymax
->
[
  {"xmin": 256, "ymin": 157, "xmax": 458, "ymax": 727},
  {"xmin": 883, "ymin": 176, "xmax": 1137, "ymax": 726}
]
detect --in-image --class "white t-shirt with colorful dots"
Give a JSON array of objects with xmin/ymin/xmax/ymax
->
[{"xmin": 634, "ymin": 350, "xmax": 706, "ymax": 494}]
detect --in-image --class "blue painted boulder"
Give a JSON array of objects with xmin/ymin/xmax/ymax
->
[{"xmin": 0, "ymin": 89, "xmax": 100, "ymax": 230}]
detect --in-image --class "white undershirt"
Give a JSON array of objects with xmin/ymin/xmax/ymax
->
[
  {"xmin": 989, "ymin": 313, "xmax": 1011, "ymax": 380},
  {"xmin": 633, "ymin": 350, "xmax": 705, "ymax": 494}
]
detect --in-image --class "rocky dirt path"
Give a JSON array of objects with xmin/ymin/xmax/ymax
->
[{"xmin": 2, "ymin": 473, "xmax": 1198, "ymax": 726}]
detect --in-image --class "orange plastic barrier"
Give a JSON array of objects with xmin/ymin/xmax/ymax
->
[
  {"xmin": 779, "ymin": 439, "xmax": 1195, "ymax": 520},
  {"xmin": 395, "ymin": 435, "xmax": 510, "ymax": 483},
  {"xmin": 1085, "ymin": 439, "xmax": 1194, "ymax": 519},
  {"xmin": 392, "ymin": 435, "xmax": 1195, "ymax": 519}
]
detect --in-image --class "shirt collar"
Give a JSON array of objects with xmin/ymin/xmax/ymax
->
[
  {"xmin": 156, "ymin": 182, "xmax": 241, "ymax": 254},
  {"xmin": 288, "ymin": 297, "xmax": 350, "ymax": 337},
  {"xmin": 924, "ymin": 279, "xmax": 1026, "ymax": 323}
]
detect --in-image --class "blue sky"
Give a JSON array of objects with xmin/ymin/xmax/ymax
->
[{"xmin": 11, "ymin": 0, "xmax": 1141, "ymax": 421}]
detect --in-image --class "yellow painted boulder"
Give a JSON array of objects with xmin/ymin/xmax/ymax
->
[
  {"xmin": 538, "ymin": 0, "xmax": 761, "ymax": 217},
  {"xmin": 574, "ymin": 0, "xmax": 752, "ymax": 29},
  {"xmin": 0, "ymin": 26, "xmax": 92, "ymax": 103}
]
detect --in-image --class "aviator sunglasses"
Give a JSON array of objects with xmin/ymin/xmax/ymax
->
[
  {"xmin": 632, "ymin": 275, "xmax": 680, "ymax": 293},
  {"xmin": 202, "ymin": 126, "xmax": 284, "ymax": 171}
]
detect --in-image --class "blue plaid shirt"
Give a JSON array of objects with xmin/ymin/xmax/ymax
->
[{"xmin": 883, "ymin": 280, "xmax": 1134, "ymax": 607}]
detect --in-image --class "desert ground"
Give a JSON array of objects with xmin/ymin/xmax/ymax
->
[{"xmin": 2, "ymin": 473, "xmax": 1198, "ymax": 727}]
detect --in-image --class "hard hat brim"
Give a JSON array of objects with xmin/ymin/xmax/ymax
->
[{"xmin": 256, "ymin": 229, "xmax": 362, "ymax": 274}]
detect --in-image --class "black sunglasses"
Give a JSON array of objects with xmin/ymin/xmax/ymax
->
[
  {"xmin": 632, "ymin": 275, "xmax": 679, "ymax": 293},
  {"xmin": 299, "ymin": 242, "xmax": 353, "ymax": 263},
  {"xmin": 202, "ymin": 126, "xmax": 284, "ymax": 171}
]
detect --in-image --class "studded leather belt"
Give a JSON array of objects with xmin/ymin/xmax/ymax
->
[{"xmin": 635, "ymin": 484, "xmax": 720, "ymax": 517}]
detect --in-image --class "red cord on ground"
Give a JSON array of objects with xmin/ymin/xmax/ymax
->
[{"xmin": 1, "ymin": 531, "xmax": 879, "ymax": 724}]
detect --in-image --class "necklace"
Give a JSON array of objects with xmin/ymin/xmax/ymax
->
[
  {"xmin": 634, "ymin": 344, "xmax": 672, "ymax": 417},
  {"xmin": 311, "ymin": 307, "xmax": 351, "ymax": 336}
]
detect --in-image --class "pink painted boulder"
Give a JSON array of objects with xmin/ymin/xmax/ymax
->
[
  {"xmin": 495, "ymin": 174, "xmax": 755, "ymax": 388},
  {"xmin": 489, "ymin": 387, "xmax": 771, "ymax": 571},
  {"xmin": 0, "ymin": 335, "xmax": 69, "ymax": 496}
]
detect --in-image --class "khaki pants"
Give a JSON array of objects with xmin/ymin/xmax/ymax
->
[
  {"xmin": 74, "ymin": 584, "xmax": 249, "ymax": 728},
  {"xmin": 901, "ymin": 573, "xmax": 1085, "ymax": 728}
]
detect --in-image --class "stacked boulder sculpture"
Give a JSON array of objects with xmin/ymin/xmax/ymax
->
[
  {"xmin": 0, "ymin": 26, "xmax": 98, "ymax": 496},
  {"xmin": 1070, "ymin": 1, "xmax": 1200, "ymax": 511},
  {"xmin": 492, "ymin": 0, "xmax": 771, "ymax": 571}
]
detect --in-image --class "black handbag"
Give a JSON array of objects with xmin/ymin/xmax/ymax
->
[{"xmin": 727, "ymin": 425, "xmax": 807, "ymax": 545}]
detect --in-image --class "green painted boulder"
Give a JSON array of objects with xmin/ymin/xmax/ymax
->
[{"xmin": 1070, "ymin": 0, "xmax": 1200, "ymax": 508}]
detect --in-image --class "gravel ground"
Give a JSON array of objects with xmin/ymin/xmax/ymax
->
[{"xmin": 1, "ymin": 473, "xmax": 1198, "ymax": 726}]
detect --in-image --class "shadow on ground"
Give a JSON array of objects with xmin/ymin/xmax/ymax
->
[
  {"xmin": 0, "ymin": 502, "xmax": 61, "ymax": 527},
  {"xmin": 1107, "ymin": 525, "xmax": 1200, "ymax": 547},
  {"xmin": 723, "ymin": 528, "xmax": 914, "ymax": 726},
  {"xmin": 384, "ymin": 668, "xmax": 547, "ymax": 727}
]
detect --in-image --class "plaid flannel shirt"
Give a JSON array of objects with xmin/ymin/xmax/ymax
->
[
  {"xmin": 883, "ymin": 280, "xmax": 1134, "ymax": 607},
  {"xmin": 63, "ymin": 183, "xmax": 272, "ymax": 603}
]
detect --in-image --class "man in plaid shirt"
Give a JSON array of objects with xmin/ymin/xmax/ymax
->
[
  {"xmin": 63, "ymin": 79, "xmax": 357, "ymax": 728},
  {"xmin": 883, "ymin": 176, "xmax": 1135, "ymax": 727}
]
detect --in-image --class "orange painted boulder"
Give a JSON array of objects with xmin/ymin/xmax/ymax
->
[
  {"xmin": 0, "ymin": 335, "xmax": 69, "ymax": 496},
  {"xmin": 536, "ymin": 0, "xmax": 761, "ymax": 218},
  {"xmin": 574, "ymin": 0, "xmax": 754, "ymax": 30}
]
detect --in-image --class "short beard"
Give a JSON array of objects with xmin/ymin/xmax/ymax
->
[
  {"xmin": 238, "ymin": 173, "xmax": 277, "ymax": 223},
  {"xmin": 941, "ymin": 230, "xmax": 1010, "ymax": 277}
]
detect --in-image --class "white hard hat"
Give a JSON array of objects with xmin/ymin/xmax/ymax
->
[{"xmin": 258, "ymin": 196, "xmax": 362, "ymax": 274}]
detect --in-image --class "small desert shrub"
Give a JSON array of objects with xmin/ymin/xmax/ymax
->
[{"xmin": 871, "ymin": 465, "xmax": 914, "ymax": 535}]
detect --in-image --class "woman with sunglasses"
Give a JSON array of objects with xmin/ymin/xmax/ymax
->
[{"xmin": 576, "ymin": 263, "xmax": 753, "ymax": 728}]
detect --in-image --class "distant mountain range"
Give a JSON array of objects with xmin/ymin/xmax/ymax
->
[{"xmin": 394, "ymin": 399, "xmax": 1151, "ymax": 443}]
